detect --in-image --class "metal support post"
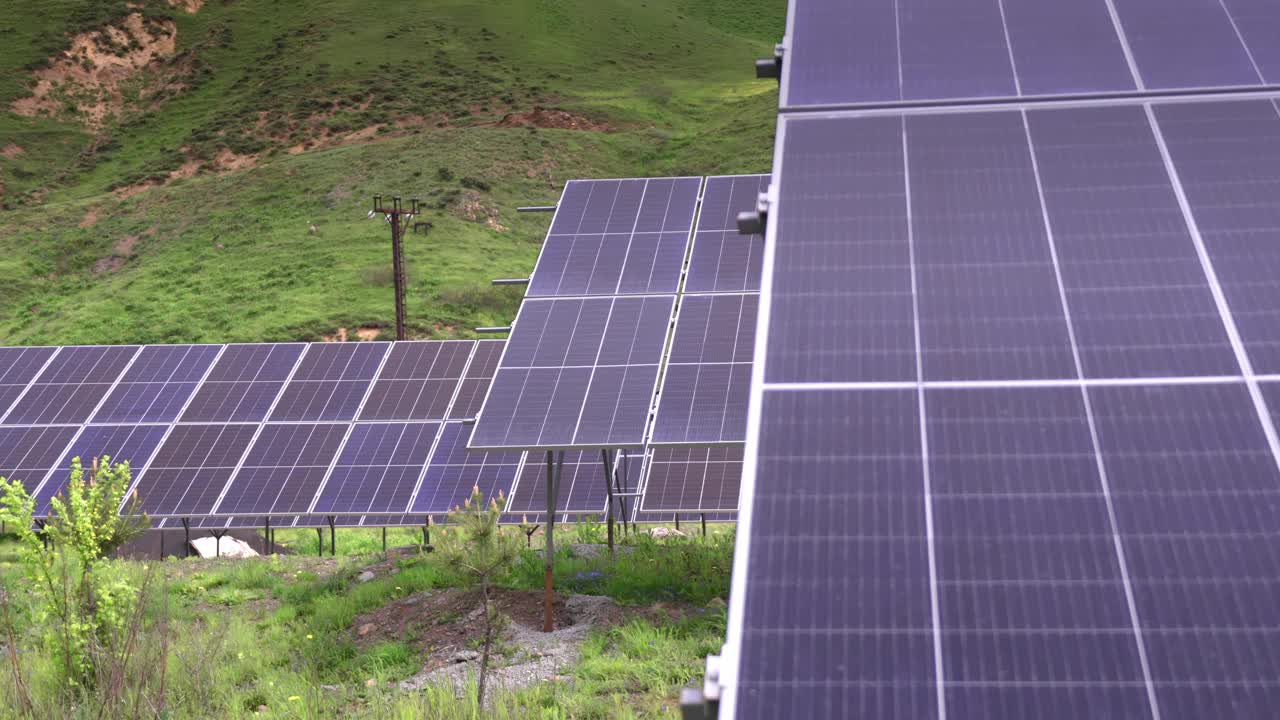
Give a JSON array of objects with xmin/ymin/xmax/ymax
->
[
  {"xmin": 382, "ymin": 526, "xmax": 387, "ymax": 554},
  {"xmin": 701, "ymin": 513, "xmax": 707, "ymax": 538},
  {"xmin": 328, "ymin": 517, "xmax": 336, "ymax": 557},
  {"xmin": 264, "ymin": 518, "xmax": 271, "ymax": 555},
  {"xmin": 675, "ymin": 515, "xmax": 680, "ymax": 531},
  {"xmin": 544, "ymin": 450, "xmax": 564, "ymax": 632},
  {"xmin": 182, "ymin": 518, "xmax": 191, "ymax": 559},
  {"xmin": 602, "ymin": 448, "xmax": 614, "ymax": 555},
  {"xmin": 316, "ymin": 528, "xmax": 323, "ymax": 557}
]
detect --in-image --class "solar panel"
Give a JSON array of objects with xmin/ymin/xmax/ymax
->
[
  {"xmin": 270, "ymin": 342, "xmax": 389, "ymax": 421},
  {"xmin": 450, "ymin": 339, "xmax": 503, "ymax": 420},
  {"xmin": 181, "ymin": 344, "xmax": 305, "ymax": 422},
  {"xmin": 92, "ymin": 345, "xmax": 222, "ymax": 423},
  {"xmin": 212, "ymin": 423, "xmax": 348, "ymax": 516},
  {"xmin": 724, "ymin": 93, "xmax": 1280, "ymax": 718},
  {"xmin": 639, "ymin": 446, "xmax": 742, "ymax": 513},
  {"xmin": 506, "ymin": 449, "xmax": 640, "ymax": 523},
  {"xmin": 652, "ymin": 294, "xmax": 755, "ymax": 445},
  {"xmin": 3, "ymin": 346, "xmax": 139, "ymax": 425},
  {"xmin": 0, "ymin": 426, "xmax": 78, "ymax": 491},
  {"xmin": 310, "ymin": 422, "xmax": 439, "ymax": 515},
  {"xmin": 0, "ymin": 346, "xmax": 57, "ymax": 419},
  {"xmin": 34, "ymin": 424, "xmax": 168, "ymax": 515},
  {"xmin": 471, "ymin": 295, "xmax": 673, "ymax": 450},
  {"xmin": 359, "ymin": 341, "xmax": 473, "ymax": 420},
  {"xmin": 528, "ymin": 178, "xmax": 700, "ymax": 297},
  {"xmin": 130, "ymin": 423, "xmax": 259, "ymax": 516},
  {"xmin": 685, "ymin": 175, "xmax": 770, "ymax": 294},
  {"xmin": 779, "ymin": 0, "xmax": 1277, "ymax": 111},
  {"xmin": 412, "ymin": 422, "xmax": 522, "ymax": 514}
]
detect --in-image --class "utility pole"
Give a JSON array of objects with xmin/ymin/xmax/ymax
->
[{"xmin": 370, "ymin": 195, "xmax": 421, "ymax": 340}]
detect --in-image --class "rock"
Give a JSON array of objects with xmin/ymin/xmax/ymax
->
[
  {"xmin": 706, "ymin": 597, "xmax": 727, "ymax": 610},
  {"xmin": 357, "ymin": 623, "xmax": 376, "ymax": 637},
  {"xmin": 365, "ymin": 678, "xmax": 377, "ymax": 688},
  {"xmin": 649, "ymin": 527, "xmax": 687, "ymax": 539},
  {"xmin": 452, "ymin": 649, "xmax": 481, "ymax": 663},
  {"xmin": 320, "ymin": 684, "xmax": 340, "ymax": 692},
  {"xmin": 357, "ymin": 570, "xmax": 376, "ymax": 583},
  {"xmin": 256, "ymin": 705, "xmax": 268, "ymax": 712}
]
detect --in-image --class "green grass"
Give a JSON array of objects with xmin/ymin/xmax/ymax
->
[
  {"xmin": 0, "ymin": 0, "xmax": 780, "ymax": 345},
  {"xmin": 0, "ymin": 525, "xmax": 732, "ymax": 718}
]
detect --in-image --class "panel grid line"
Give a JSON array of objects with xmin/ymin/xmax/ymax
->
[
  {"xmin": 1144, "ymin": 104, "xmax": 1280, "ymax": 476},
  {"xmin": 0, "ymin": 346, "xmax": 62, "ymax": 425},
  {"xmin": 1022, "ymin": 109, "xmax": 1162, "ymax": 720},
  {"xmin": 118, "ymin": 344, "xmax": 228, "ymax": 507},
  {"xmin": 29, "ymin": 346, "xmax": 144, "ymax": 504},
  {"xmin": 204, "ymin": 343, "xmax": 310, "ymax": 514},
  {"xmin": 300, "ymin": 341, "xmax": 401, "ymax": 515},
  {"xmin": 404, "ymin": 342, "xmax": 482, "ymax": 517},
  {"xmin": 902, "ymin": 119, "xmax": 947, "ymax": 720}
]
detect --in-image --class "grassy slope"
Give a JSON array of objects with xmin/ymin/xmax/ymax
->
[{"xmin": 0, "ymin": 0, "xmax": 782, "ymax": 345}]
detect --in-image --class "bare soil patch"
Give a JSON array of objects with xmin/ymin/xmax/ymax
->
[
  {"xmin": 495, "ymin": 107, "xmax": 612, "ymax": 132},
  {"xmin": 11, "ymin": 13, "xmax": 181, "ymax": 129},
  {"xmin": 165, "ymin": 0, "xmax": 203, "ymax": 12},
  {"xmin": 451, "ymin": 190, "xmax": 508, "ymax": 233},
  {"xmin": 79, "ymin": 206, "xmax": 101, "ymax": 228},
  {"xmin": 0, "ymin": 144, "xmax": 24, "ymax": 159},
  {"xmin": 356, "ymin": 587, "xmax": 696, "ymax": 696}
]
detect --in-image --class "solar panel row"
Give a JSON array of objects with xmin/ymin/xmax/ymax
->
[
  {"xmin": 781, "ymin": 0, "xmax": 1280, "ymax": 110},
  {"xmin": 726, "ymin": 88, "xmax": 1280, "ymax": 718}
]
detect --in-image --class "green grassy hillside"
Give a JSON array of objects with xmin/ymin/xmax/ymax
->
[{"xmin": 0, "ymin": 0, "xmax": 781, "ymax": 345}]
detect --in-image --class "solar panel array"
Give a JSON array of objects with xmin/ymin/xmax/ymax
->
[
  {"xmin": 780, "ymin": 0, "xmax": 1280, "ymax": 110},
  {"xmin": 724, "ymin": 1, "xmax": 1280, "ymax": 716},
  {"xmin": 470, "ymin": 177, "xmax": 701, "ymax": 452},
  {"xmin": 0, "ymin": 341, "xmax": 529, "ymax": 521}
]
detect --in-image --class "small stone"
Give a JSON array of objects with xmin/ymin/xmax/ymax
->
[
  {"xmin": 365, "ymin": 678, "xmax": 377, "ymax": 688},
  {"xmin": 320, "ymin": 684, "xmax": 340, "ymax": 692},
  {"xmin": 256, "ymin": 706, "xmax": 268, "ymax": 712},
  {"xmin": 452, "ymin": 649, "xmax": 480, "ymax": 663},
  {"xmin": 357, "ymin": 623, "xmax": 376, "ymax": 637},
  {"xmin": 357, "ymin": 570, "xmax": 376, "ymax": 583}
]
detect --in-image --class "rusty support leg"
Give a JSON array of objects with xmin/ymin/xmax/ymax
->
[{"xmin": 602, "ymin": 449, "xmax": 614, "ymax": 556}]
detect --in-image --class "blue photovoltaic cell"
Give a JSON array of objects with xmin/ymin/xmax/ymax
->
[
  {"xmin": 132, "ymin": 424, "xmax": 258, "ymax": 516},
  {"xmin": 35, "ymin": 424, "xmax": 168, "ymax": 515},
  {"xmin": 471, "ymin": 296, "xmax": 672, "ymax": 449},
  {"xmin": 785, "ymin": 0, "xmax": 900, "ymax": 107},
  {"xmin": 360, "ymin": 341, "xmax": 473, "ymax": 421},
  {"xmin": 506, "ymin": 449, "xmax": 637, "ymax": 522},
  {"xmin": 780, "ymin": 0, "xmax": 1273, "ymax": 110},
  {"xmin": 1154, "ymin": 99, "xmax": 1280, "ymax": 374},
  {"xmin": 738, "ymin": 389, "xmax": 935, "ymax": 719},
  {"xmin": 685, "ymin": 175, "xmax": 769, "ymax": 294},
  {"xmin": 0, "ymin": 425, "xmax": 77, "ymax": 490},
  {"xmin": 215, "ymin": 424, "xmax": 348, "ymax": 516},
  {"xmin": 1222, "ymin": 0, "xmax": 1280, "ymax": 82},
  {"xmin": 270, "ymin": 342, "xmax": 388, "ymax": 421},
  {"xmin": 927, "ymin": 387, "xmax": 1150, "ymax": 717},
  {"xmin": 4, "ymin": 346, "xmax": 138, "ymax": 425},
  {"xmin": 1001, "ymin": 0, "xmax": 1136, "ymax": 96},
  {"xmin": 1025, "ymin": 104, "xmax": 1238, "ymax": 378},
  {"xmin": 653, "ymin": 294, "xmax": 756, "ymax": 445},
  {"xmin": 92, "ymin": 344, "xmax": 221, "ymax": 423},
  {"xmin": 1111, "ymin": 0, "xmax": 1262, "ymax": 90},
  {"xmin": 907, "ymin": 112, "xmax": 1075, "ymax": 380},
  {"xmin": 450, "ymin": 340, "xmax": 503, "ymax": 420},
  {"xmin": 1092, "ymin": 383, "xmax": 1280, "ymax": 717},
  {"xmin": 640, "ymin": 446, "xmax": 742, "ymax": 512},
  {"xmin": 412, "ymin": 422, "xmax": 521, "ymax": 514},
  {"xmin": 0, "ymin": 346, "xmax": 57, "ymax": 418},
  {"xmin": 898, "ymin": 0, "xmax": 1015, "ymax": 101},
  {"xmin": 311, "ymin": 422, "xmax": 438, "ymax": 515},
  {"xmin": 767, "ymin": 115, "xmax": 914, "ymax": 383},
  {"xmin": 529, "ymin": 177, "xmax": 699, "ymax": 297},
  {"xmin": 182, "ymin": 344, "xmax": 305, "ymax": 422}
]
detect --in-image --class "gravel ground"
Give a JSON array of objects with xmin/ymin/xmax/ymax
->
[{"xmin": 399, "ymin": 594, "xmax": 618, "ymax": 695}]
